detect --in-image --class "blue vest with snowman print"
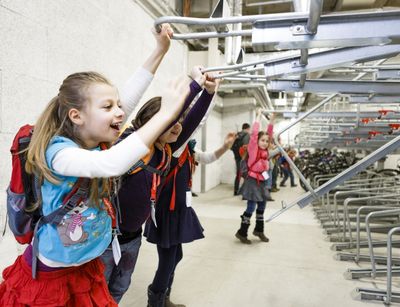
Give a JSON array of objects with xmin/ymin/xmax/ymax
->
[{"xmin": 36, "ymin": 136, "xmax": 111, "ymax": 266}]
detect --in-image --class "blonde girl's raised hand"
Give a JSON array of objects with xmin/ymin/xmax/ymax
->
[
  {"xmin": 152, "ymin": 23, "xmax": 173, "ymax": 55},
  {"xmin": 189, "ymin": 66, "xmax": 206, "ymax": 87},
  {"xmin": 143, "ymin": 24, "xmax": 174, "ymax": 75},
  {"xmin": 159, "ymin": 76, "xmax": 191, "ymax": 119},
  {"xmin": 203, "ymin": 73, "xmax": 220, "ymax": 94},
  {"xmin": 135, "ymin": 76, "xmax": 190, "ymax": 147}
]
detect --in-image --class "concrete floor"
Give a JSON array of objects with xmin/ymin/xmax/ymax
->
[
  {"xmin": 0, "ymin": 184, "xmax": 393, "ymax": 306},
  {"xmin": 119, "ymin": 184, "xmax": 387, "ymax": 307}
]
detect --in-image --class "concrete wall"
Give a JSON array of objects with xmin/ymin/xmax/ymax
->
[
  {"xmin": 220, "ymin": 97, "xmax": 255, "ymax": 184},
  {"xmin": 0, "ymin": 1, "xmax": 188, "ymax": 212}
]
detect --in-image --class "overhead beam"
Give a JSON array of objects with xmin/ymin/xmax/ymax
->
[
  {"xmin": 282, "ymin": 111, "xmax": 400, "ymax": 118},
  {"xmin": 252, "ymin": 10, "xmax": 400, "ymax": 51},
  {"xmin": 376, "ymin": 69, "xmax": 400, "ymax": 80},
  {"xmin": 349, "ymin": 96, "xmax": 400, "ymax": 104},
  {"xmin": 268, "ymin": 79, "xmax": 400, "ymax": 94},
  {"xmin": 263, "ymin": 45, "xmax": 400, "ymax": 78}
]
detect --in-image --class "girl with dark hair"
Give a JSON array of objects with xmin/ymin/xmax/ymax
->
[
  {"xmin": 144, "ymin": 75, "xmax": 220, "ymax": 307},
  {"xmin": 100, "ymin": 66, "xmax": 218, "ymax": 306}
]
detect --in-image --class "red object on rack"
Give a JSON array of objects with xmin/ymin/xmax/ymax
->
[
  {"xmin": 377, "ymin": 109, "xmax": 395, "ymax": 119},
  {"xmin": 361, "ymin": 118, "xmax": 374, "ymax": 124},
  {"xmin": 368, "ymin": 131, "xmax": 383, "ymax": 139},
  {"xmin": 389, "ymin": 123, "xmax": 400, "ymax": 130}
]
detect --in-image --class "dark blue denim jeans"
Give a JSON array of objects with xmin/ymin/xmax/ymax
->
[
  {"xmin": 245, "ymin": 200, "xmax": 266, "ymax": 215},
  {"xmin": 100, "ymin": 235, "xmax": 142, "ymax": 303},
  {"xmin": 281, "ymin": 168, "xmax": 295, "ymax": 186}
]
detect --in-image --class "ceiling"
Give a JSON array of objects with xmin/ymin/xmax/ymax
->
[{"xmin": 138, "ymin": 0, "xmax": 400, "ymax": 149}]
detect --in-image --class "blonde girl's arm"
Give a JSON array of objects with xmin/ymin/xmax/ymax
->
[
  {"xmin": 52, "ymin": 77, "xmax": 190, "ymax": 178},
  {"xmin": 120, "ymin": 24, "xmax": 173, "ymax": 119}
]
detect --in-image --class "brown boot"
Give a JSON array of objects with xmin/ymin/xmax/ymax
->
[
  {"xmin": 235, "ymin": 231, "xmax": 252, "ymax": 244},
  {"xmin": 165, "ymin": 297, "xmax": 186, "ymax": 307},
  {"xmin": 253, "ymin": 213, "xmax": 269, "ymax": 242},
  {"xmin": 253, "ymin": 230, "xmax": 269, "ymax": 242},
  {"xmin": 235, "ymin": 213, "xmax": 252, "ymax": 244},
  {"xmin": 165, "ymin": 287, "xmax": 186, "ymax": 307}
]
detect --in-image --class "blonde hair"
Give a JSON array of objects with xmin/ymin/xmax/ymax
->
[{"xmin": 26, "ymin": 72, "xmax": 113, "ymax": 209}]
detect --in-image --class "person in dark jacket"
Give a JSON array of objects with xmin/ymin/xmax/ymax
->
[{"xmin": 231, "ymin": 123, "xmax": 250, "ymax": 195}]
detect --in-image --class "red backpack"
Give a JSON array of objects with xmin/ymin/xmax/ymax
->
[
  {"xmin": 7, "ymin": 124, "xmax": 39, "ymax": 244},
  {"xmin": 6, "ymin": 125, "xmax": 90, "ymax": 244}
]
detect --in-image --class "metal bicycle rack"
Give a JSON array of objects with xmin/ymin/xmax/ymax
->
[{"xmin": 155, "ymin": 1, "xmax": 400, "ymax": 304}]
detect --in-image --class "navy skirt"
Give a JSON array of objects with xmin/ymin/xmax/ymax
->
[{"xmin": 144, "ymin": 202, "xmax": 204, "ymax": 249}]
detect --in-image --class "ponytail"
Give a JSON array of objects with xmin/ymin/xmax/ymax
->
[{"xmin": 26, "ymin": 96, "xmax": 63, "ymax": 184}]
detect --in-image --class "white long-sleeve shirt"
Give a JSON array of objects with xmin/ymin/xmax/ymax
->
[
  {"xmin": 52, "ymin": 67, "xmax": 153, "ymax": 177},
  {"xmin": 194, "ymin": 148, "xmax": 217, "ymax": 164}
]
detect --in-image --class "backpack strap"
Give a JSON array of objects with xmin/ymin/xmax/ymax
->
[
  {"xmin": 31, "ymin": 177, "xmax": 90, "ymax": 278},
  {"xmin": 127, "ymin": 146, "xmax": 155, "ymax": 175},
  {"xmin": 164, "ymin": 146, "xmax": 194, "ymax": 211}
]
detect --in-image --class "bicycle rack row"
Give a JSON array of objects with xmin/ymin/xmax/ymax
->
[{"xmin": 310, "ymin": 170, "xmax": 400, "ymax": 304}]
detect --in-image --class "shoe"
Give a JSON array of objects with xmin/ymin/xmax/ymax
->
[
  {"xmin": 147, "ymin": 285, "xmax": 167, "ymax": 307},
  {"xmin": 253, "ymin": 230, "xmax": 269, "ymax": 242},
  {"xmin": 271, "ymin": 187, "xmax": 279, "ymax": 192},
  {"xmin": 235, "ymin": 231, "xmax": 252, "ymax": 244},
  {"xmin": 165, "ymin": 297, "xmax": 186, "ymax": 307},
  {"xmin": 192, "ymin": 192, "xmax": 198, "ymax": 197},
  {"xmin": 266, "ymin": 196, "xmax": 275, "ymax": 202},
  {"xmin": 291, "ymin": 184, "xmax": 298, "ymax": 187},
  {"xmin": 280, "ymin": 183, "xmax": 286, "ymax": 187}
]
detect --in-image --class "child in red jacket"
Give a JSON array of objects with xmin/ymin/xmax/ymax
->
[{"xmin": 235, "ymin": 109, "xmax": 274, "ymax": 244}]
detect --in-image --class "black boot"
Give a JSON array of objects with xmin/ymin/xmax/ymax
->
[
  {"xmin": 253, "ymin": 211, "xmax": 269, "ymax": 242},
  {"xmin": 235, "ymin": 212, "xmax": 252, "ymax": 244},
  {"xmin": 165, "ymin": 275, "xmax": 186, "ymax": 307},
  {"xmin": 165, "ymin": 288, "xmax": 186, "ymax": 307},
  {"xmin": 147, "ymin": 285, "xmax": 167, "ymax": 307}
]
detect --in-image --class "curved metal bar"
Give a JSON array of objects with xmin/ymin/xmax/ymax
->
[
  {"xmin": 365, "ymin": 208, "xmax": 400, "ymax": 278},
  {"xmin": 386, "ymin": 226, "xmax": 400, "ymax": 304},
  {"xmin": 202, "ymin": 59, "xmax": 269, "ymax": 73},
  {"xmin": 224, "ymin": 76, "xmax": 266, "ymax": 82},
  {"xmin": 344, "ymin": 194, "xmax": 400, "ymax": 244},
  {"xmin": 172, "ymin": 29, "xmax": 252, "ymax": 40},
  {"xmin": 154, "ymin": 12, "xmax": 309, "ymax": 33},
  {"xmin": 356, "ymin": 206, "xmax": 399, "ymax": 263}
]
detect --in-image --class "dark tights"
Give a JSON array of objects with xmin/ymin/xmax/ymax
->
[{"xmin": 150, "ymin": 244, "xmax": 183, "ymax": 293}]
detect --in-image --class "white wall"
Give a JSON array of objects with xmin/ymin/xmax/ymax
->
[
  {"xmin": 220, "ymin": 98, "xmax": 255, "ymax": 184},
  {"xmin": 0, "ymin": 1, "xmax": 188, "ymax": 208},
  {"xmin": 187, "ymin": 48, "xmax": 226, "ymax": 193}
]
